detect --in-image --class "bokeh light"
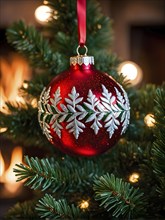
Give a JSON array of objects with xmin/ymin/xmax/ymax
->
[
  {"xmin": 118, "ymin": 61, "xmax": 143, "ymax": 86},
  {"xmin": 144, "ymin": 113, "xmax": 155, "ymax": 127},
  {"xmin": 129, "ymin": 172, "xmax": 140, "ymax": 183},
  {"xmin": 35, "ymin": 5, "xmax": 52, "ymax": 23}
]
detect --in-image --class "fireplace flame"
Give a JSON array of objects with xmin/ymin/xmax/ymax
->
[
  {"xmin": 0, "ymin": 53, "xmax": 31, "ymax": 113},
  {"xmin": 0, "ymin": 50, "xmax": 31, "ymax": 197},
  {"xmin": 0, "ymin": 151, "xmax": 5, "ymax": 177},
  {"xmin": 0, "ymin": 146, "xmax": 23, "ymax": 196}
]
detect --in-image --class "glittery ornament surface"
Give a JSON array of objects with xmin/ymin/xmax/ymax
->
[{"xmin": 38, "ymin": 61, "xmax": 130, "ymax": 156}]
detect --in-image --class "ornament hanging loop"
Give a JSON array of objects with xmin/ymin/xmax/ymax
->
[{"xmin": 76, "ymin": 45, "xmax": 88, "ymax": 56}]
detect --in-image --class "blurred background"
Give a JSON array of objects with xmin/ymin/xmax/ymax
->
[
  {"xmin": 0, "ymin": 0, "xmax": 165, "ymax": 85},
  {"xmin": 0, "ymin": 0, "xmax": 165, "ymax": 218}
]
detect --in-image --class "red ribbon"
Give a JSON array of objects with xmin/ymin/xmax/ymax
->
[{"xmin": 77, "ymin": 0, "xmax": 86, "ymax": 47}]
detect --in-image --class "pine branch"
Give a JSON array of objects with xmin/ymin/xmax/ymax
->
[
  {"xmin": 152, "ymin": 83, "xmax": 165, "ymax": 198},
  {"xmin": 14, "ymin": 156, "xmax": 63, "ymax": 192},
  {"xmin": 6, "ymin": 200, "xmax": 39, "ymax": 220},
  {"xmin": 95, "ymin": 53, "xmax": 120, "ymax": 71},
  {"xmin": 36, "ymin": 194, "xmax": 81, "ymax": 219},
  {"xmin": 126, "ymin": 84, "xmax": 157, "ymax": 143},
  {"xmin": 107, "ymin": 140, "xmax": 152, "ymax": 176},
  {"xmin": 0, "ymin": 102, "xmax": 49, "ymax": 147},
  {"xmin": 21, "ymin": 72, "xmax": 52, "ymax": 98},
  {"xmin": 93, "ymin": 173, "xmax": 145, "ymax": 219},
  {"xmin": 14, "ymin": 156, "xmax": 103, "ymax": 193},
  {"xmin": 46, "ymin": 0, "xmax": 113, "ymax": 56},
  {"xmin": 136, "ymin": 84, "xmax": 157, "ymax": 114},
  {"xmin": 94, "ymin": 54, "xmax": 129, "ymax": 89},
  {"xmin": 85, "ymin": 0, "xmax": 113, "ymax": 54},
  {"xmin": 6, "ymin": 20, "xmax": 66, "ymax": 74}
]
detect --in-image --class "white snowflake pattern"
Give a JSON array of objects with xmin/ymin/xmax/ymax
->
[
  {"xmin": 115, "ymin": 86, "xmax": 130, "ymax": 134},
  {"xmin": 120, "ymin": 86, "xmax": 130, "ymax": 133},
  {"xmin": 100, "ymin": 85, "xmax": 120, "ymax": 138},
  {"xmin": 38, "ymin": 84, "xmax": 130, "ymax": 140},
  {"xmin": 38, "ymin": 87, "xmax": 52, "ymax": 141},
  {"xmin": 65, "ymin": 87, "xmax": 85, "ymax": 139},
  {"xmin": 84, "ymin": 90, "xmax": 102, "ymax": 134},
  {"xmin": 49, "ymin": 87, "xmax": 63, "ymax": 138}
]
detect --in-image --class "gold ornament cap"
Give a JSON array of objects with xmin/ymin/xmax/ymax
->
[
  {"xmin": 70, "ymin": 55, "xmax": 94, "ymax": 66},
  {"xmin": 70, "ymin": 45, "xmax": 94, "ymax": 66}
]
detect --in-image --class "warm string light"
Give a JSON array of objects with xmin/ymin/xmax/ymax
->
[
  {"xmin": 79, "ymin": 200, "xmax": 89, "ymax": 209},
  {"xmin": 129, "ymin": 172, "xmax": 140, "ymax": 183},
  {"xmin": 35, "ymin": 5, "xmax": 52, "ymax": 23},
  {"xmin": 144, "ymin": 114, "xmax": 155, "ymax": 127},
  {"xmin": 0, "ymin": 127, "xmax": 7, "ymax": 133},
  {"xmin": 23, "ymin": 82, "xmax": 28, "ymax": 89},
  {"xmin": 97, "ymin": 24, "xmax": 102, "ymax": 29},
  {"xmin": 31, "ymin": 98, "xmax": 38, "ymax": 108},
  {"xmin": 136, "ymin": 111, "xmax": 140, "ymax": 119},
  {"xmin": 118, "ymin": 61, "xmax": 143, "ymax": 86},
  {"xmin": 119, "ymin": 138, "xmax": 126, "ymax": 144}
]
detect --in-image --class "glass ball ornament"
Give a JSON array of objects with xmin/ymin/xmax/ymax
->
[{"xmin": 38, "ymin": 54, "xmax": 130, "ymax": 156}]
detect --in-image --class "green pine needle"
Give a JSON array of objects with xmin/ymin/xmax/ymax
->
[
  {"xmin": 2, "ymin": 0, "xmax": 165, "ymax": 219},
  {"xmin": 6, "ymin": 20, "xmax": 65, "ymax": 73},
  {"xmin": 14, "ymin": 156, "xmax": 103, "ymax": 193},
  {"xmin": 152, "ymin": 83, "xmax": 165, "ymax": 198},
  {"xmin": 0, "ymin": 102, "xmax": 49, "ymax": 147},
  {"xmin": 6, "ymin": 200, "xmax": 38, "ymax": 220},
  {"xmin": 93, "ymin": 173, "xmax": 145, "ymax": 219},
  {"xmin": 36, "ymin": 194, "xmax": 81, "ymax": 219},
  {"xmin": 46, "ymin": 0, "xmax": 113, "ymax": 55}
]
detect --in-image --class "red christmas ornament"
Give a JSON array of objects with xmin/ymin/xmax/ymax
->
[{"xmin": 38, "ymin": 53, "xmax": 130, "ymax": 156}]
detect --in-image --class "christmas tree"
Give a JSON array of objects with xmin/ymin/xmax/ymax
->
[{"xmin": 1, "ymin": 0, "xmax": 165, "ymax": 219}]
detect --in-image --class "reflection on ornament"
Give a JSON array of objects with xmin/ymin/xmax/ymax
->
[
  {"xmin": 79, "ymin": 200, "xmax": 89, "ymax": 209},
  {"xmin": 118, "ymin": 61, "xmax": 143, "ymax": 86},
  {"xmin": 35, "ymin": 5, "xmax": 52, "ymax": 23},
  {"xmin": 144, "ymin": 114, "xmax": 155, "ymax": 127},
  {"xmin": 129, "ymin": 172, "xmax": 139, "ymax": 183}
]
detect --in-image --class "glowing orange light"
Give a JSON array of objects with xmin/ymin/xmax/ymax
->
[
  {"xmin": 31, "ymin": 98, "xmax": 38, "ymax": 108},
  {"xmin": 35, "ymin": 5, "xmax": 52, "ymax": 23},
  {"xmin": 0, "ymin": 150, "xmax": 5, "ymax": 177},
  {"xmin": 129, "ymin": 172, "xmax": 140, "ymax": 183},
  {"xmin": 118, "ymin": 61, "xmax": 143, "ymax": 86},
  {"xmin": 144, "ymin": 114, "xmax": 155, "ymax": 127},
  {"xmin": 0, "ymin": 127, "xmax": 7, "ymax": 133},
  {"xmin": 79, "ymin": 200, "xmax": 89, "ymax": 209},
  {"xmin": 0, "ymin": 54, "xmax": 31, "ymax": 113},
  {"xmin": 0, "ymin": 147, "xmax": 23, "ymax": 196}
]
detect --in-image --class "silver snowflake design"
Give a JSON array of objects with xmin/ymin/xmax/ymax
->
[
  {"xmin": 38, "ymin": 87, "xmax": 52, "ymax": 141},
  {"xmin": 38, "ymin": 84, "xmax": 130, "ymax": 141},
  {"xmin": 64, "ymin": 87, "xmax": 85, "ymax": 139}
]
